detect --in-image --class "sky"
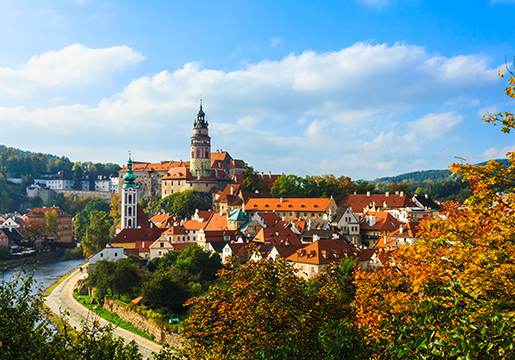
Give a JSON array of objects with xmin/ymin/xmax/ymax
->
[{"xmin": 1, "ymin": 0, "xmax": 515, "ymax": 180}]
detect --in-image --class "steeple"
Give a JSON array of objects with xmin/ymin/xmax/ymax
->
[
  {"xmin": 121, "ymin": 152, "xmax": 138, "ymax": 229},
  {"xmin": 123, "ymin": 153, "xmax": 137, "ymax": 189}
]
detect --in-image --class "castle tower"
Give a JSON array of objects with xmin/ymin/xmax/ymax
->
[
  {"xmin": 190, "ymin": 100, "xmax": 211, "ymax": 178},
  {"xmin": 121, "ymin": 154, "xmax": 138, "ymax": 229}
]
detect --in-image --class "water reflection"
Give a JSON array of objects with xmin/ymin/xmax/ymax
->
[{"xmin": 1, "ymin": 258, "xmax": 85, "ymax": 293}]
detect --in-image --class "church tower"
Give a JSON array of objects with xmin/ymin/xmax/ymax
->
[
  {"xmin": 121, "ymin": 154, "xmax": 138, "ymax": 229},
  {"xmin": 190, "ymin": 100, "xmax": 211, "ymax": 178}
]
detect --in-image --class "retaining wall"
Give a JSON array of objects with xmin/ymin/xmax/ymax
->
[{"xmin": 103, "ymin": 297, "xmax": 183, "ymax": 349}]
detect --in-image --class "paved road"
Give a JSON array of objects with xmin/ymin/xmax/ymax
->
[{"xmin": 45, "ymin": 267, "xmax": 162, "ymax": 358}]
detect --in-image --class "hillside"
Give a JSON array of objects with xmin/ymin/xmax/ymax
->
[
  {"xmin": 374, "ymin": 158, "xmax": 510, "ymax": 184},
  {"xmin": 0, "ymin": 144, "xmax": 59, "ymax": 160}
]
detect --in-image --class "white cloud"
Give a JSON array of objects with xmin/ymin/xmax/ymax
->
[
  {"xmin": 408, "ymin": 112, "xmax": 463, "ymax": 139},
  {"xmin": 0, "ymin": 44, "xmax": 145, "ymax": 97},
  {"xmin": 0, "ymin": 42, "xmax": 503, "ymax": 178},
  {"xmin": 479, "ymin": 145, "xmax": 515, "ymax": 160}
]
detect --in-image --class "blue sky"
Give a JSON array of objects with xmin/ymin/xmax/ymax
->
[{"xmin": 1, "ymin": 0, "xmax": 515, "ymax": 180}]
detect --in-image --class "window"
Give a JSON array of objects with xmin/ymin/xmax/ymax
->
[{"xmin": 160, "ymin": 242, "xmax": 164, "ymax": 248}]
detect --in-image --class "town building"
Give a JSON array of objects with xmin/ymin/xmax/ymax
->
[
  {"xmin": 244, "ymin": 197, "xmax": 338, "ymax": 221},
  {"xmin": 26, "ymin": 206, "xmax": 73, "ymax": 242}
]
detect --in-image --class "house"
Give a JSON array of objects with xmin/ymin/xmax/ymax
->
[
  {"xmin": 227, "ymin": 209, "xmax": 249, "ymax": 231},
  {"xmin": 26, "ymin": 206, "xmax": 73, "ymax": 242},
  {"xmin": 149, "ymin": 238, "xmax": 190, "ymax": 260},
  {"xmin": 221, "ymin": 242, "xmax": 250, "ymax": 263},
  {"xmin": 359, "ymin": 211, "xmax": 404, "ymax": 248},
  {"xmin": 244, "ymin": 197, "xmax": 338, "ymax": 221},
  {"xmin": 149, "ymin": 213, "xmax": 177, "ymax": 229},
  {"xmin": 157, "ymin": 225, "xmax": 191, "ymax": 245},
  {"xmin": 286, "ymin": 239, "xmax": 359, "ymax": 279},
  {"xmin": 376, "ymin": 221, "xmax": 420, "ymax": 249},
  {"xmin": 109, "ymin": 227, "xmax": 166, "ymax": 259},
  {"xmin": 88, "ymin": 247, "xmax": 128, "ymax": 274},
  {"xmin": 330, "ymin": 206, "xmax": 360, "ymax": 245}
]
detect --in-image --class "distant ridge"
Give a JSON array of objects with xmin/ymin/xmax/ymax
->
[
  {"xmin": 374, "ymin": 158, "xmax": 510, "ymax": 184},
  {"xmin": 0, "ymin": 144, "xmax": 60, "ymax": 159}
]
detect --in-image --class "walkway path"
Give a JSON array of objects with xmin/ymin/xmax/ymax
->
[{"xmin": 45, "ymin": 267, "xmax": 162, "ymax": 359}]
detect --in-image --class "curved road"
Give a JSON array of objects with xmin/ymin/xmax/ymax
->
[{"xmin": 45, "ymin": 267, "xmax": 163, "ymax": 358}]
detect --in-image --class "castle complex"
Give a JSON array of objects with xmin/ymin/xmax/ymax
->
[{"xmin": 118, "ymin": 101, "xmax": 246, "ymax": 201}]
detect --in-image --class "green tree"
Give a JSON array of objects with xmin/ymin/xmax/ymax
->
[
  {"xmin": 45, "ymin": 209, "xmax": 59, "ymax": 238},
  {"xmin": 174, "ymin": 244, "xmax": 222, "ymax": 282},
  {"xmin": 72, "ymin": 164, "xmax": 83, "ymax": 190},
  {"xmin": 82, "ymin": 210, "xmax": 111, "ymax": 258},
  {"xmin": 355, "ymin": 179, "xmax": 375, "ymax": 194},
  {"xmin": 242, "ymin": 166, "xmax": 270, "ymax": 193},
  {"xmin": 271, "ymin": 174, "xmax": 304, "ymax": 197},
  {"xmin": 160, "ymin": 190, "xmax": 199, "ymax": 219},
  {"xmin": 1, "ymin": 267, "xmax": 179, "ymax": 360}
]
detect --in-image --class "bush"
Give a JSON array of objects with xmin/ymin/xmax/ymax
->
[
  {"xmin": 60, "ymin": 247, "xmax": 83, "ymax": 260},
  {"xmin": 0, "ymin": 245, "xmax": 9, "ymax": 260}
]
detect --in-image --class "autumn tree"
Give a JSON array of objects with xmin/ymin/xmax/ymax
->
[
  {"xmin": 45, "ymin": 209, "xmax": 59, "ymax": 238},
  {"xmin": 351, "ymin": 60, "xmax": 515, "ymax": 359},
  {"xmin": 109, "ymin": 192, "xmax": 121, "ymax": 218},
  {"xmin": 23, "ymin": 219, "xmax": 47, "ymax": 241},
  {"xmin": 182, "ymin": 257, "xmax": 356, "ymax": 360}
]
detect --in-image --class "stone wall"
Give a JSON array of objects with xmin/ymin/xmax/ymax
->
[{"xmin": 103, "ymin": 298, "xmax": 183, "ymax": 349}]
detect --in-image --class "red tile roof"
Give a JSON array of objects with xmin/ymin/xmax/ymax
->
[
  {"xmin": 339, "ymin": 194, "xmax": 411, "ymax": 210},
  {"xmin": 286, "ymin": 239, "xmax": 358, "ymax": 265},
  {"xmin": 246, "ymin": 198, "xmax": 334, "ymax": 212},
  {"xmin": 360, "ymin": 211, "xmax": 403, "ymax": 232},
  {"xmin": 255, "ymin": 227, "xmax": 301, "ymax": 246},
  {"xmin": 27, "ymin": 207, "xmax": 71, "ymax": 218},
  {"xmin": 110, "ymin": 227, "xmax": 165, "ymax": 245}
]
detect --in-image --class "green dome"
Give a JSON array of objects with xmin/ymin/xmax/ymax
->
[{"xmin": 123, "ymin": 157, "xmax": 137, "ymax": 189}]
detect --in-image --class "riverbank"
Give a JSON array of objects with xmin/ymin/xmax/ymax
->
[
  {"xmin": 0, "ymin": 251, "xmax": 61, "ymax": 271},
  {"xmin": 44, "ymin": 266, "xmax": 164, "ymax": 359}
]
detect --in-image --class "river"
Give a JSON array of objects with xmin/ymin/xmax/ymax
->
[{"xmin": 1, "ymin": 258, "xmax": 85, "ymax": 292}]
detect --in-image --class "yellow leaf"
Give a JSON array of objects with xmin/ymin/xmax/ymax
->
[{"xmin": 499, "ymin": 70, "xmax": 504, "ymax": 78}]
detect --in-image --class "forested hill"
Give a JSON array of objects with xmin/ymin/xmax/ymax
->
[
  {"xmin": 0, "ymin": 144, "xmax": 59, "ymax": 160},
  {"xmin": 374, "ymin": 169, "xmax": 454, "ymax": 184},
  {"xmin": 374, "ymin": 158, "xmax": 510, "ymax": 184}
]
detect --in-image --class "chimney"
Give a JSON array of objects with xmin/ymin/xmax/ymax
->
[
  {"xmin": 400, "ymin": 191, "xmax": 404, "ymax": 196},
  {"xmin": 385, "ymin": 192, "xmax": 389, "ymax": 197},
  {"xmin": 395, "ymin": 191, "xmax": 399, "ymax": 195},
  {"xmin": 399, "ymin": 225, "xmax": 403, "ymax": 234},
  {"xmin": 367, "ymin": 191, "xmax": 370, "ymax": 196},
  {"xmin": 280, "ymin": 197, "xmax": 284, "ymax": 203},
  {"xmin": 242, "ymin": 203, "xmax": 245, "ymax": 213},
  {"xmin": 369, "ymin": 214, "xmax": 376, "ymax": 227},
  {"xmin": 425, "ymin": 194, "xmax": 428, "ymax": 199},
  {"xmin": 268, "ymin": 171, "xmax": 271, "ymax": 179},
  {"xmin": 313, "ymin": 234, "xmax": 320, "ymax": 242},
  {"xmin": 230, "ymin": 186, "xmax": 234, "ymax": 195}
]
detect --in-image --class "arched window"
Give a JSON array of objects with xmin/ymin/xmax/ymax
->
[
  {"xmin": 128, "ymin": 194, "xmax": 132, "ymax": 204},
  {"xmin": 128, "ymin": 219, "xmax": 132, "ymax": 228},
  {"xmin": 128, "ymin": 207, "xmax": 132, "ymax": 216}
]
